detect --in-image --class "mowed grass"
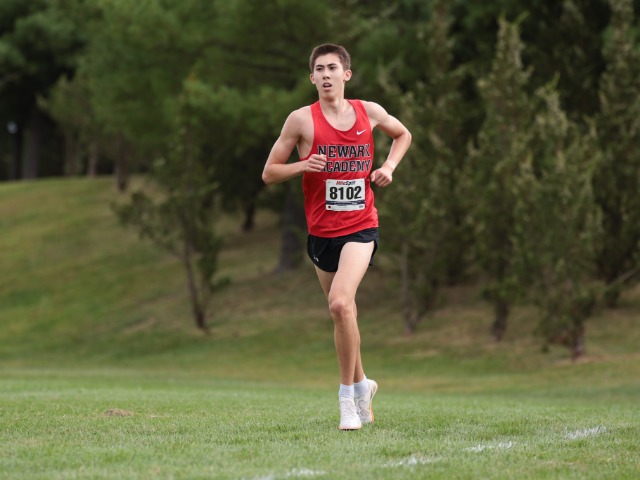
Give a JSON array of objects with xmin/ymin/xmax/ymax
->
[
  {"xmin": 1, "ymin": 177, "xmax": 639, "ymax": 479},
  {"xmin": 2, "ymin": 371, "xmax": 638, "ymax": 480}
]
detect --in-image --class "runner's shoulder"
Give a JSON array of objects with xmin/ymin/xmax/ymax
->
[
  {"xmin": 287, "ymin": 105, "xmax": 312, "ymax": 124},
  {"xmin": 283, "ymin": 106, "xmax": 313, "ymax": 137},
  {"xmin": 360, "ymin": 100, "xmax": 389, "ymax": 127},
  {"xmin": 360, "ymin": 100, "xmax": 387, "ymax": 116}
]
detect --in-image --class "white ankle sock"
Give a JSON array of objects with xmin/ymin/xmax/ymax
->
[
  {"xmin": 339, "ymin": 384, "xmax": 354, "ymax": 398},
  {"xmin": 354, "ymin": 376, "xmax": 369, "ymax": 396}
]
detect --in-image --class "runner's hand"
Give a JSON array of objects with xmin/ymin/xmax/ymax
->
[
  {"xmin": 370, "ymin": 164, "xmax": 393, "ymax": 187},
  {"xmin": 305, "ymin": 154, "xmax": 327, "ymax": 173}
]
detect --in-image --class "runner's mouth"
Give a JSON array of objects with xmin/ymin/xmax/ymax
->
[{"xmin": 323, "ymin": 83, "xmax": 332, "ymax": 88}]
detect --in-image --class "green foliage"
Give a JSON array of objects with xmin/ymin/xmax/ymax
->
[
  {"xmin": 0, "ymin": 0, "xmax": 81, "ymax": 97},
  {"xmin": 210, "ymin": 0, "xmax": 330, "ymax": 88},
  {"xmin": 0, "ymin": 0, "xmax": 87, "ymax": 179},
  {"xmin": 182, "ymin": 80, "xmax": 309, "ymax": 214},
  {"xmin": 3, "ymin": 0, "xmax": 640, "ymax": 351},
  {"xmin": 513, "ymin": 83, "xmax": 602, "ymax": 357},
  {"xmin": 82, "ymin": 0, "xmax": 216, "ymax": 152},
  {"xmin": 471, "ymin": 17, "xmax": 605, "ymax": 355},
  {"xmin": 0, "ymin": 0, "xmax": 83, "ymax": 122},
  {"xmin": 516, "ymin": 0, "xmax": 609, "ymax": 119},
  {"xmin": 593, "ymin": 0, "xmax": 640, "ymax": 306},
  {"xmin": 378, "ymin": 1, "xmax": 471, "ymax": 333},
  {"xmin": 113, "ymin": 81, "xmax": 227, "ymax": 331},
  {"xmin": 469, "ymin": 17, "xmax": 535, "ymax": 340},
  {"xmin": 334, "ymin": 0, "xmax": 432, "ymax": 100},
  {"xmin": 193, "ymin": 0, "xmax": 331, "ymax": 216},
  {"xmin": 38, "ymin": 71, "xmax": 99, "ymax": 175},
  {"xmin": 80, "ymin": 0, "xmax": 331, "ymax": 211}
]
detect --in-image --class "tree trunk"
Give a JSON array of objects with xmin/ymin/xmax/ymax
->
[
  {"xmin": 114, "ymin": 138, "xmax": 129, "ymax": 192},
  {"xmin": 603, "ymin": 282, "xmax": 622, "ymax": 308},
  {"xmin": 602, "ymin": 264, "xmax": 640, "ymax": 308},
  {"xmin": 182, "ymin": 240, "xmax": 209, "ymax": 333},
  {"xmin": 400, "ymin": 240, "xmax": 416, "ymax": 335},
  {"xmin": 491, "ymin": 300, "xmax": 509, "ymax": 341},
  {"xmin": 22, "ymin": 107, "xmax": 43, "ymax": 179},
  {"xmin": 63, "ymin": 131, "xmax": 81, "ymax": 176},
  {"xmin": 242, "ymin": 200, "xmax": 256, "ymax": 232},
  {"xmin": 274, "ymin": 183, "xmax": 306, "ymax": 273},
  {"xmin": 571, "ymin": 326, "xmax": 586, "ymax": 360},
  {"xmin": 87, "ymin": 140, "xmax": 98, "ymax": 177},
  {"xmin": 8, "ymin": 125, "xmax": 22, "ymax": 180}
]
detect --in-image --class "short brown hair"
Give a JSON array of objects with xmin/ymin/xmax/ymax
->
[{"xmin": 309, "ymin": 44, "xmax": 351, "ymax": 72}]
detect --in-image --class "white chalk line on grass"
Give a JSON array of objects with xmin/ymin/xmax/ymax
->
[
  {"xmin": 465, "ymin": 441, "xmax": 514, "ymax": 453},
  {"xmin": 381, "ymin": 443, "xmax": 515, "ymax": 469},
  {"xmin": 566, "ymin": 425, "xmax": 607, "ymax": 440},
  {"xmin": 383, "ymin": 454, "xmax": 440, "ymax": 467},
  {"xmin": 463, "ymin": 425, "xmax": 608, "ymax": 455},
  {"xmin": 250, "ymin": 468, "xmax": 326, "ymax": 480},
  {"xmin": 250, "ymin": 426, "xmax": 609, "ymax": 477},
  {"xmin": 382, "ymin": 425, "xmax": 608, "ymax": 470},
  {"xmin": 284, "ymin": 469, "xmax": 325, "ymax": 478}
]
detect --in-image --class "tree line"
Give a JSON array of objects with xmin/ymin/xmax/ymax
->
[{"xmin": 1, "ymin": 0, "xmax": 639, "ymax": 357}]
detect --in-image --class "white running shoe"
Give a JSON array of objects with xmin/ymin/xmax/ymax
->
[
  {"xmin": 355, "ymin": 379, "xmax": 378, "ymax": 424},
  {"xmin": 338, "ymin": 396, "xmax": 362, "ymax": 430}
]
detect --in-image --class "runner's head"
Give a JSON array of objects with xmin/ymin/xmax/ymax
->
[{"xmin": 309, "ymin": 44, "xmax": 351, "ymax": 72}]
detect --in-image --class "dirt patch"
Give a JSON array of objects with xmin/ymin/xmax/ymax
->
[{"xmin": 104, "ymin": 408, "xmax": 134, "ymax": 417}]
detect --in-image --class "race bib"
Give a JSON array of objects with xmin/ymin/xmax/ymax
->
[{"xmin": 325, "ymin": 178, "xmax": 366, "ymax": 211}]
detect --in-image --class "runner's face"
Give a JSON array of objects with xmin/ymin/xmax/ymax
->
[{"xmin": 310, "ymin": 53, "xmax": 351, "ymax": 97}]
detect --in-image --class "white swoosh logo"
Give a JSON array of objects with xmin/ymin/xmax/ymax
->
[{"xmin": 356, "ymin": 129, "xmax": 367, "ymax": 135}]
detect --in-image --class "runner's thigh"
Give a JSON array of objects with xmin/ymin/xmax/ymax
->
[
  {"xmin": 330, "ymin": 241, "xmax": 375, "ymax": 300},
  {"xmin": 314, "ymin": 266, "xmax": 336, "ymax": 298}
]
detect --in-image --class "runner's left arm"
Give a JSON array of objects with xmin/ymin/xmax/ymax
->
[{"xmin": 364, "ymin": 102, "xmax": 412, "ymax": 187}]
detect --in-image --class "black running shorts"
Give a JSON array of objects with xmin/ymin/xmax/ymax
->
[{"xmin": 307, "ymin": 227, "xmax": 379, "ymax": 273}]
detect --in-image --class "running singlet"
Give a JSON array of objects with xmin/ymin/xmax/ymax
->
[{"xmin": 300, "ymin": 100, "xmax": 378, "ymax": 238}]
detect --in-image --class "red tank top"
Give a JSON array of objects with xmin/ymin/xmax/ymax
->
[{"xmin": 300, "ymin": 100, "xmax": 378, "ymax": 237}]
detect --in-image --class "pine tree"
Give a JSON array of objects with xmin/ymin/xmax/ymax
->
[
  {"xmin": 469, "ymin": 17, "xmax": 535, "ymax": 341},
  {"xmin": 113, "ymin": 80, "xmax": 228, "ymax": 332},
  {"xmin": 593, "ymin": 0, "xmax": 640, "ymax": 306},
  {"xmin": 513, "ymin": 83, "xmax": 602, "ymax": 358},
  {"xmin": 378, "ymin": 0, "xmax": 469, "ymax": 333}
]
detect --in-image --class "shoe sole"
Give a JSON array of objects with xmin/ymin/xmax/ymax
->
[
  {"xmin": 338, "ymin": 425, "xmax": 362, "ymax": 431},
  {"xmin": 368, "ymin": 380, "xmax": 378, "ymax": 424}
]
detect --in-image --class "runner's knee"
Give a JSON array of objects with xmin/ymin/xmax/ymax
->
[{"xmin": 328, "ymin": 294, "xmax": 353, "ymax": 322}]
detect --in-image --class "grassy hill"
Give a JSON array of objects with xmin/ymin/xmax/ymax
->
[
  {"xmin": 1, "ymin": 177, "xmax": 639, "ymax": 479},
  {"xmin": 1, "ymin": 176, "xmax": 639, "ymax": 392}
]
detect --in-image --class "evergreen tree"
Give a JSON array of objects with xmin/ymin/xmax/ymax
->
[
  {"xmin": 378, "ymin": 0, "xmax": 470, "ymax": 333},
  {"xmin": 0, "ymin": 0, "xmax": 85, "ymax": 179},
  {"xmin": 469, "ymin": 17, "xmax": 535, "ymax": 341},
  {"xmin": 517, "ymin": 0, "xmax": 609, "ymax": 120},
  {"xmin": 38, "ymin": 72, "xmax": 102, "ymax": 177},
  {"xmin": 513, "ymin": 83, "xmax": 602, "ymax": 358},
  {"xmin": 113, "ymin": 80, "xmax": 227, "ymax": 332},
  {"xmin": 593, "ymin": 0, "xmax": 640, "ymax": 306}
]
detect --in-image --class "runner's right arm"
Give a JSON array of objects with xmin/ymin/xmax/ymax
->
[{"xmin": 262, "ymin": 110, "xmax": 326, "ymax": 185}]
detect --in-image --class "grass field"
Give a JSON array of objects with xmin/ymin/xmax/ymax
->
[{"xmin": 1, "ymin": 177, "xmax": 639, "ymax": 479}]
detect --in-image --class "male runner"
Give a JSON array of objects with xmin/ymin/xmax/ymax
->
[{"xmin": 262, "ymin": 44, "xmax": 411, "ymax": 430}]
